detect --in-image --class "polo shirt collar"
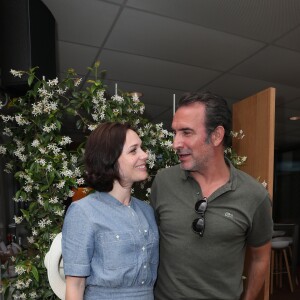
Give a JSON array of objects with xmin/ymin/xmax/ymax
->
[{"xmin": 178, "ymin": 157, "xmax": 238, "ymax": 192}]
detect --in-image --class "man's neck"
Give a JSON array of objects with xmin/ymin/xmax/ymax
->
[{"xmin": 190, "ymin": 158, "xmax": 230, "ymax": 198}]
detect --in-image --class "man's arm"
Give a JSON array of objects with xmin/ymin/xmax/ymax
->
[{"xmin": 242, "ymin": 241, "xmax": 271, "ymax": 300}]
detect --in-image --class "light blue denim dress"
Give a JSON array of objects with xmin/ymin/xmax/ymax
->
[{"xmin": 62, "ymin": 191, "xmax": 159, "ymax": 300}]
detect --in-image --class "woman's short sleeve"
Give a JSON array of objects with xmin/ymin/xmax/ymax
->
[{"xmin": 62, "ymin": 202, "xmax": 94, "ymax": 276}]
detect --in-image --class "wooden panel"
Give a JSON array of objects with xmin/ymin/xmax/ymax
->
[
  {"xmin": 232, "ymin": 87, "xmax": 275, "ymax": 197},
  {"xmin": 232, "ymin": 87, "xmax": 275, "ymax": 300}
]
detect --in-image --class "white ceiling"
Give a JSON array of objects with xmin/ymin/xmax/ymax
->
[{"xmin": 42, "ymin": 0, "xmax": 300, "ymax": 151}]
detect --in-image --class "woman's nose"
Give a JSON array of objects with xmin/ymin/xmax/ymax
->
[{"xmin": 141, "ymin": 149, "xmax": 148, "ymax": 160}]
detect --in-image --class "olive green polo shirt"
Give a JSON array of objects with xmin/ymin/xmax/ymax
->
[{"xmin": 150, "ymin": 161, "xmax": 273, "ymax": 300}]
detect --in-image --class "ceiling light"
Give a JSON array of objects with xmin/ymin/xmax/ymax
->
[
  {"xmin": 289, "ymin": 116, "xmax": 300, "ymax": 121},
  {"xmin": 129, "ymin": 91, "xmax": 143, "ymax": 98}
]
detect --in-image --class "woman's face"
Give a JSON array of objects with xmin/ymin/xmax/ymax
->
[{"xmin": 117, "ymin": 129, "xmax": 148, "ymax": 186}]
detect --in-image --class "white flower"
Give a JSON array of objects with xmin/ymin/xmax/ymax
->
[
  {"xmin": 56, "ymin": 180, "xmax": 66, "ymax": 189},
  {"xmin": 113, "ymin": 108, "xmax": 119, "ymax": 115},
  {"xmin": 261, "ymin": 180, "xmax": 267, "ymax": 188},
  {"xmin": 15, "ymin": 279, "xmax": 26, "ymax": 290},
  {"xmin": 92, "ymin": 113, "xmax": 99, "ymax": 121},
  {"xmin": 164, "ymin": 140, "xmax": 173, "ymax": 148},
  {"xmin": 100, "ymin": 112, "xmax": 105, "ymax": 120},
  {"xmin": 49, "ymin": 196, "xmax": 59, "ymax": 204},
  {"xmin": 13, "ymin": 216, "xmax": 23, "ymax": 224},
  {"xmin": 46, "ymin": 164, "xmax": 53, "ymax": 172},
  {"xmin": 0, "ymin": 145, "xmax": 7, "ymax": 154},
  {"xmin": 24, "ymin": 185, "xmax": 32, "ymax": 192},
  {"xmin": 54, "ymin": 209, "xmax": 64, "ymax": 216},
  {"xmin": 59, "ymin": 136, "xmax": 72, "ymax": 146},
  {"xmin": 13, "ymin": 196, "xmax": 24, "ymax": 203},
  {"xmin": 132, "ymin": 94, "xmax": 140, "ymax": 103},
  {"xmin": 137, "ymin": 128, "xmax": 145, "ymax": 137},
  {"xmin": 29, "ymin": 291, "xmax": 38, "ymax": 299},
  {"xmin": 27, "ymin": 236, "xmax": 34, "ymax": 244},
  {"xmin": 88, "ymin": 124, "xmax": 98, "ymax": 131},
  {"xmin": 156, "ymin": 123, "xmax": 163, "ymax": 130},
  {"xmin": 150, "ymin": 139, "xmax": 156, "ymax": 146},
  {"xmin": 47, "ymin": 77, "xmax": 58, "ymax": 86},
  {"xmin": 14, "ymin": 265, "xmax": 26, "ymax": 275},
  {"xmin": 10, "ymin": 69, "xmax": 24, "ymax": 78},
  {"xmin": 15, "ymin": 114, "xmax": 30, "ymax": 126},
  {"xmin": 111, "ymin": 95, "xmax": 124, "ymax": 103},
  {"xmin": 74, "ymin": 78, "xmax": 82, "ymax": 87},
  {"xmin": 0, "ymin": 115, "xmax": 14, "ymax": 122},
  {"xmin": 43, "ymin": 123, "xmax": 57, "ymax": 133},
  {"xmin": 3, "ymin": 127, "xmax": 13, "ymax": 136},
  {"xmin": 56, "ymin": 88, "xmax": 65, "ymax": 95},
  {"xmin": 49, "ymin": 233, "xmax": 57, "ymax": 241},
  {"xmin": 31, "ymin": 139, "xmax": 40, "ymax": 147},
  {"xmin": 71, "ymin": 155, "xmax": 78, "ymax": 164},
  {"xmin": 20, "ymin": 293, "xmax": 26, "ymax": 299},
  {"xmin": 5, "ymin": 163, "xmax": 13, "ymax": 173},
  {"xmin": 47, "ymin": 143, "xmax": 61, "ymax": 155},
  {"xmin": 32, "ymin": 101, "xmax": 43, "ymax": 116},
  {"xmin": 37, "ymin": 196, "xmax": 44, "ymax": 206},
  {"xmin": 38, "ymin": 147, "xmax": 47, "ymax": 154},
  {"xmin": 61, "ymin": 169, "xmax": 73, "ymax": 177},
  {"xmin": 36, "ymin": 158, "xmax": 46, "ymax": 166},
  {"xmin": 76, "ymin": 178, "xmax": 85, "ymax": 185},
  {"xmin": 38, "ymin": 218, "xmax": 48, "ymax": 228}
]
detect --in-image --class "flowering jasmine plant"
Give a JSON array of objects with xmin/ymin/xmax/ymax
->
[
  {"xmin": 0, "ymin": 62, "xmax": 246, "ymax": 299},
  {"xmin": 0, "ymin": 62, "xmax": 178, "ymax": 299}
]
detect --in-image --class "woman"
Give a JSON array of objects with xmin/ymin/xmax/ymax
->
[{"xmin": 62, "ymin": 122, "xmax": 159, "ymax": 300}]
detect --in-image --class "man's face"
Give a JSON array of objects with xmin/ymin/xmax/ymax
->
[{"xmin": 172, "ymin": 102, "xmax": 214, "ymax": 172}]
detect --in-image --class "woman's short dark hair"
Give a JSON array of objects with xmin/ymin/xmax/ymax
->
[
  {"xmin": 84, "ymin": 122, "xmax": 133, "ymax": 192},
  {"xmin": 178, "ymin": 90, "xmax": 232, "ymax": 148}
]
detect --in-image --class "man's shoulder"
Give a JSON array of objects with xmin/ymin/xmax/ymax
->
[
  {"xmin": 234, "ymin": 168, "xmax": 269, "ymax": 195},
  {"xmin": 156, "ymin": 164, "xmax": 182, "ymax": 178}
]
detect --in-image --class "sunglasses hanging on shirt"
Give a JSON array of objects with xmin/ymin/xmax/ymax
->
[{"xmin": 192, "ymin": 197, "xmax": 208, "ymax": 237}]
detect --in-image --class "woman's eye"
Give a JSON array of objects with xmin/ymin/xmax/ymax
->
[{"xmin": 130, "ymin": 149, "xmax": 137, "ymax": 154}]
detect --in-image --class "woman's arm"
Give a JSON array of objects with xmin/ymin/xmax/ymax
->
[{"xmin": 65, "ymin": 275, "xmax": 86, "ymax": 300}]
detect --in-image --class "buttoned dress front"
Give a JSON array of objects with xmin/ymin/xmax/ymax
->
[{"xmin": 62, "ymin": 191, "xmax": 159, "ymax": 300}]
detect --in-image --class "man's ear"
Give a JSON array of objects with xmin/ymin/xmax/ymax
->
[{"xmin": 211, "ymin": 126, "xmax": 225, "ymax": 146}]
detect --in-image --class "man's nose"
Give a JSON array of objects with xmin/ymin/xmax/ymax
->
[{"xmin": 172, "ymin": 134, "xmax": 182, "ymax": 150}]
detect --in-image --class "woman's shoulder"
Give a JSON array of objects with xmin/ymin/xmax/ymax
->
[
  {"xmin": 132, "ymin": 197, "xmax": 153, "ymax": 212},
  {"xmin": 66, "ymin": 192, "xmax": 99, "ymax": 214}
]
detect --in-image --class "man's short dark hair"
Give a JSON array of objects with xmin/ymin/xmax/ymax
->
[{"xmin": 178, "ymin": 91, "xmax": 232, "ymax": 148}]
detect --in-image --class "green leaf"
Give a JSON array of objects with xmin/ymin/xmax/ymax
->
[
  {"xmin": 28, "ymin": 74, "xmax": 35, "ymax": 86},
  {"xmin": 31, "ymin": 265, "xmax": 39, "ymax": 282},
  {"xmin": 42, "ymin": 289, "xmax": 54, "ymax": 298},
  {"xmin": 40, "ymin": 185, "xmax": 50, "ymax": 192},
  {"xmin": 21, "ymin": 209, "xmax": 30, "ymax": 221},
  {"xmin": 29, "ymin": 201, "xmax": 37, "ymax": 212}
]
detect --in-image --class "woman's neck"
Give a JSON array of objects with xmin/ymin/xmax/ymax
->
[{"xmin": 108, "ymin": 181, "xmax": 132, "ymax": 206}]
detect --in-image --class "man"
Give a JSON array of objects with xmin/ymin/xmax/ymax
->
[{"xmin": 150, "ymin": 91, "xmax": 273, "ymax": 300}]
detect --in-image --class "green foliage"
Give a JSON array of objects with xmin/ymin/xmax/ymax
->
[{"xmin": 0, "ymin": 63, "xmax": 178, "ymax": 299}]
